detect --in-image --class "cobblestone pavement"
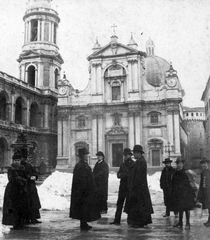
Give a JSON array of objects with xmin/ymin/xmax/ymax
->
[{"xmin": 1, "ymin": 204, "xmax": 210, "ymax": 240}]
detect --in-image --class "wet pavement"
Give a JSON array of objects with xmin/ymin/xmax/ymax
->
[{"xmin": 1, "ymin": 204, "xmax": 210, "ymax": 240}]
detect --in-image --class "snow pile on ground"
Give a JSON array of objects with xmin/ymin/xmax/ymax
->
[{"xmin": 0, "ymin": 170, "xmax": 162, "ymax": 211}]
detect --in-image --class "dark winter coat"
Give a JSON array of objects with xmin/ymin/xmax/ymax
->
[
  {"xmin": 69, "ymin": 160, "xmax": 101, "ymax": 222},
  {"xmin": 125, "ymin": 156, "xmax": 154, "ymax": 226},
  {"xmin": 2, "ymin": 164, "xmax": 29, "ymax": 225},
  {"xmin": 93, "ymin": 160, "xmax": 109, "ymax": 210},
  {"xmin": 21, "ymin": 161, "xmax": 41, "ymax": 220},
  {"xmin": 117, "ymin": 157, "xmax": 135, "ymax": 199},
  {"xmin": 170, "ymin": 168, "xmax": 196, "ymax": 212},
  {"xmin": 197, "ymin": 168, "xmax": 210, "ymax": 209},
  {"xmin": 160, "ymin": 166, "xmax": 175, "ymax": 207}
]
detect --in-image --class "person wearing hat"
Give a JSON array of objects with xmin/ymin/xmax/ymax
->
[
  {"xmin": 170, "ymin": 157, "xmax": 196, "ymax": 230},
  {"xmin": 69, "ymin": 148, "xmax": 101, "ymax": 231},
  {"xmin": 124, "ymin": 145, "xmax": 154, "ymax": 228},
  {"xmin": 197, "ymin": 157, "xmax": 210, "ymax": 227},
  {"xmin": 2, "ymin": 151, "xmax": 30, "ymax": 230},
  {"xmin": 109, "ymin": 148, "xmax": 135, "ymax": 225},
  {"xmin": 93, "ymin": 151, "xmax": 109, "ymax": 214},
  {"xmin": 160, "ymin": 158, "xmax": 177, "ymax": 217}
]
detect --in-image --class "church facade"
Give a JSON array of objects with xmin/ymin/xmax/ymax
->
[
  {"xmin": 57, "ymin": 34, "xmax": 186, "ymax": 168},
  {"xmin": 0, "ymin": 0, "xmax": 63, "ymax": 169}
]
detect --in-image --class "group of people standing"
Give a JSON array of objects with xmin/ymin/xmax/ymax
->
[
  {"xmin": 69, "ymin": 144, "xmax": 154, "ymax": 231},
  {"xmin": 160, "ymin": 156, "xmax": 210, "ymax": 229},
  {"xmin": 2, "ymin": 151, "xmax": 41, "ymax": 230}
]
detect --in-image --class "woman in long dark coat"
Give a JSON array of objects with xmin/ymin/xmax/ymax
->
[
  {"xmin": 170, "ymin": 157, "xmax": 196, "ymax": 230},
  {"xmin": 125, "ymin": 145, "xmax": 154, "ymax": 228},
  {"xmin": 93, "ymin": 151, "xmax": 109, "ymax": 214},
  {"xmin": 69, "ymin": 148, "xmax": 101, "ymax": 231},
  {"xmin": 197, "ymin": 157, "xmax": 210, "ymax": 227},
  {"xmin": 2, "ymin": 151, "xmax": 29, "ymax": 230},
  {"xmin": 21, "ymin": 158, "xmax": 41, "ymax": 224}
]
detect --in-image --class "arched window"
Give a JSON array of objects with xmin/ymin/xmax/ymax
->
[
  {"xmin": 55, "ymin": 69, "xmax": 59, "ymax": 89},
  {"xmin": 30, "ymin": 102, "xmax": 39, "ymax": 127},
  {"xmin": 0, "ymin": 94, "xmax": 7, "ymax": 121},
  {"xmin": 15, "ymin": 97, "xmax": 23, "ymax": 124},
  {"xmin": 28, "ymin": 65, "xmax": 36, "ymax": 87},
  {"xmin": 0, "ymin": 138, "xmax": 8, "ymax": 167}
]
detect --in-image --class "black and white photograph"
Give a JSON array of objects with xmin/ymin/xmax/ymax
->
[{"xmin": 1, "ymin": 0, "xmax": 210, "ymax": 239}]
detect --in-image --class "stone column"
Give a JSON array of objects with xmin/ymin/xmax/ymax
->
[
  {"xmin": 135, "ymin": 112, "xmax": 141, "ymax": 144},
  {"xmin": 44, "ymin": 101, "xmax": 50, "ymax": 128},
  {"xmin": 128, "ymin": 61, "xmax": 133, "ymax": 91},
  {"xmin": 41, "ymin": 20, "xmax": 44, "ymax": 41},
  {"xmin": 91, "ymin": 64, "xmax": 96, "ymax": 93},
  {"xmin": 128, "ymin": 111, "xmax": 135, "ymax": 148},
  {"xmin": 57, "ymin": 116, "xmax": 63, "ymax": 157},
  {"xmin": 173, "ymin": 110, "xmax": 181, "ymax": 155},
  {"xmin": 134, "ymin": 60, "xmax": 138, "ymax": 90},
  {"xmin": 167, "ymin": 110, "xmax": 174, "ymax": 148},
  {"xmin": 97, "ymin": 63, "xmax": 102, "ymax": 93},
  {"xmin": 29, "ymin": 21, "xmax": 31, "ymax": 41},
  {"xmin": 92, "ymin": 112, "xmax": 98, "ymax": 155},
  {"xmin": 10, "ymin": 92, "xmax": 15, "ymax": 122}
]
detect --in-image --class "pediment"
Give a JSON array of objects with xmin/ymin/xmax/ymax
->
[{"xmin": 88, "ymin": 42, "xmax": 139, "ymax": 60}]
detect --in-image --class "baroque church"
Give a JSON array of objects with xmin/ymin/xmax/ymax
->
[
  {"xmin": 0, "ymin": 0, "xmax": 63, "ymax": 169},
  {"xmin": 57, "ymin": 30, "xmax": 186, "ymax": 168},
  {"xmin": 0, "ymin": 0, "xmax": 187, "ymax": 170}
]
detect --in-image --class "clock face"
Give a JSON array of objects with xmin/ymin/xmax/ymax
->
[
  {"xmin": 167, "ymin": 78, "xmax": 177, "ymax": 87},
  {"xmin": 59, "ymin": 86, "xmax": 67, "ymax": 95}
]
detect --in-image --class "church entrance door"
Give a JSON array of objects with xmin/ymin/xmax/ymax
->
[{"xmin": 112, "ymin": 143, "xmax": 123, "ymax": 167}]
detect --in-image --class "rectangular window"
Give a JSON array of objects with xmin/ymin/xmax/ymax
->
[
  {"xmin": 78, "ymin": 118, "xmax": 85, "ymax": 128},
  {"xmin": 191, "ymin": 113, "xmax": 194, "ymax": 116},
  {"xmin": 186, "ymin": 113, "xmax": 189, "ymax": 116},
  {"xmin": 151, "ymin": 114, "xmax": 159, "ymax": 124},
  {"xmin": 112, "ymin": 86, "xmax": 121, "ymax": 100}
]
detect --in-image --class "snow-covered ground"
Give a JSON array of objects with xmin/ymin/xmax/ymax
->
[{"xmin": 0, "ymin": 170, "xmax": 163, "ymax": 211}]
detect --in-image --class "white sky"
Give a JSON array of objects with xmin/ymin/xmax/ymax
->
[{"xmin": 1, "ymin": 0, "xmax": 210, "ymax": 107}]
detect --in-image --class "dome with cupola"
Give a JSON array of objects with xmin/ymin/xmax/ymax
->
[{"xmin": 145, "ymin": 38, "xmax": 170, "ymax": 87}]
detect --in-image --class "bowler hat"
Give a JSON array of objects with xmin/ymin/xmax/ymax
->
[
  {"xmin": 78, "ymin": 148, "xmax": 89, "ymax": 157},
  {"xmin": 200, "ymin": 157, "xmax": 210, "ymax": 164},
  {"xmin": 162, "ymin": 158, "xmax": 172, "ymax": 164},
  {"xmin": 123, "ymin": 148, "xmax": 133, "ymax": 155},
  {"xmin": 96, "ymin": 151, "xmax": 105, "ymax": 157},
  {"xmin": 175, "ymin": 157, "xmax": 185, "ymax": 164},
  {"xmin": 132, "ymin": 145, "xmax": 145, "ymax": 153}
]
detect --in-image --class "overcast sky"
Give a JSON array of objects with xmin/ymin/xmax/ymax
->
[{"xmin": 1, "ymin": 0, "xmax": 210, "ymax": 107}]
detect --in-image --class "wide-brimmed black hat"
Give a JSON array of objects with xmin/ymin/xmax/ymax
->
[
  {"xmin": 200, "ymin": 157, "xmax": 210, "ymax": 164},
  {"xmin": 132, "ymin": 145, "xmax": 144, "ymax": 154},
  {"xmin": 96, "ymin": 151, "xmax": 105, "ymax": 157},
  {"xmin": 12, "ymin": 151, "xmax": 22, "ymax": 160},
  {"xmin": 175, "ymin": 157, "xmax": 185, "ymax": 164},
  {"xmin": 162, "ymin": 158, "xmax": 172, "ymax": 164},
  {"xmin": 123, "ymin": 148, "xmax": 133, "ymax": 155},
  {"xmin": 78, "ymin": 148, "xmax": 89, "ymax": 157}
]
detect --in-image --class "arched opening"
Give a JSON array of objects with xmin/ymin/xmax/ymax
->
[
  {"xmin": 0, "ymin": 93, "xmax": 7, "ymax": 121},
  {"xmin": 15, "ymin": 97, "xmax": 23, "ymax": 124},
  {"xmin": 54, "ymin": 69, "xmax": 59, "ymax": 89},
  {"xmin": 0, "ymin": 138, "xmax": 8, "ymax": 167},
  {"xmin": 30, "ymin": 102, "xmax": 39, "ymax": 127},
  {"xmin": 28, "ymin": 65, "xmax": 36, "ymax": 87}
]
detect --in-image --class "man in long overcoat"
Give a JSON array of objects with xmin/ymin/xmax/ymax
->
[
  {"xmin": 93, "ymin": 151, "xmax": 109, "ymax": 214},
  {"xmin": 110, "ymin": 148, "xmax": 135, "ymax": 225},
  {"xmin": 197, "ymin": 157, "xmax": 210, "ymax": 227},
  {"xmin": 160, "ymin": 158, "xmax": 177, "ymax": 217},
  {"xmin": 170, "ymin": 157, "xmax": 196, "ymax": 230},
  {"xmin": 70, "ymin": 148, "xmax": 101, "ymax": 231},
  {"xmin": 125, "ymin": 145, "xmax": 154, "ymax": 228}
]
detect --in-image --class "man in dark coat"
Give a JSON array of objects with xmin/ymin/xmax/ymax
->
[
  {"xmin": 170, "ymin": 157, "xmax": 196, "ymax": 230},
  {"xmin": 125, "ymin": 145, "xmax": 154, "ymax": 228},
  {"xmin": 70, "ymin": 148, "xmax": 101, "ymax": 231},
  {"xmin": 160, "ymin": 158, "xmax": 177, "ymax": 217},
  {"xmin": 197, "ymin": 157, "xmax": 210, "ymax": 227},
  {"xmin": 93, "ymin": 151, "xmax": 109, "ymax": 214},
  {"xmin": 2, "ymin": 151, "xmax": 29, "ymax": 230},
  {"xmin": 21, "ymin": 157, "xmax": 41, "ymax": 224},
  {"xmin": 110, "ymin": 148, "xmax": 135, "ymax": 225}
]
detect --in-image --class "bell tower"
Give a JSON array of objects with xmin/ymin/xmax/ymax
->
[{"xmin": 17, "ymin": 0, "xmax": 64, "ymax": 90}]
